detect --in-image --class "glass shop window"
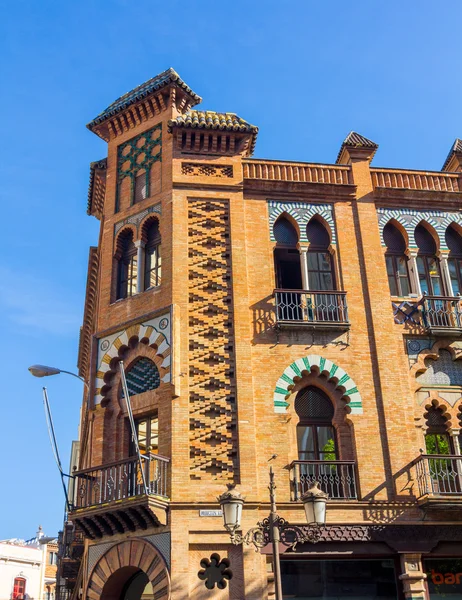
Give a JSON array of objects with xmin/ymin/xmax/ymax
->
[
  {"xmin": 425, "ymin": 558, "xmax": 462, "ymax": 599},
  {"xmin": 281, "ymin": 559, "xmax": 399, "ymax": 599}
]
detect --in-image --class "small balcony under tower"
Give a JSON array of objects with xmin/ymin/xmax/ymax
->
[{"xmin": 68, "ymin": 453, "xmax": 169, "ymax": 539}]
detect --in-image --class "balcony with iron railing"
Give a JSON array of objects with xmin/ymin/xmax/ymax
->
[
  {"xmin": 274, "ymin": 290, "xmax": 350, "ymax": 329},
  {"xmin": 393, "ymin": 294, "xmax": 462, "ymax": 335},
  {"xmin": 69, "ymin": 453, "xmax": 170, "ymax": 539},
  {"xmin": 421, "ymin": 295, "xmax": 462, "ymax": 334},
  {"xmin": 290, "ymin": 460, "xmax": 358, "ymax": 501},
  {"xmin": 413, "ymin": 454, "xmax": 462, "ymax": 507}
]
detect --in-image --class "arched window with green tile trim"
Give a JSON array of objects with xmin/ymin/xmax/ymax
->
[{"xmin": 273, "ymin": 355, "xmax": 363, "ymax": 415}]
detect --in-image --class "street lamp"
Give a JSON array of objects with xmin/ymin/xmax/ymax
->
[
  {"xmin": 218, "ymin": 467, "xmax": 328, "ymax": 600},
  {"xmin": 301, "ymin": 481, "xmax": 328, "ymax": 526},
  {"xmin": 28, "ymin": 364, "xmax": 89, "ymax": 389},
  {"xmin": 28, "ymin": 364, "xmax": 89, "ymax": 511}
]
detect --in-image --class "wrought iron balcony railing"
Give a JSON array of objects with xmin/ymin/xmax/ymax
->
[
  {"xmin": 414, "ymin": 454, "xmax": 462, "ymax": 499},
  {"xmin": 422, "ymin": 295, "xmax": 462, "ymax": 332},
  {"xmin": 290, "ymin": 460, "xmax": 358, "ymax": 501},
  {"xmin": 274, "ymin": 290, "xmax": 349, "ymax": 327},
  {"xmin": 71, "ymin": 453, "xmax": 169, "ymax": 510}
]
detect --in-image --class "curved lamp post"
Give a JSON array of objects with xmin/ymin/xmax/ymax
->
[
  {"xmin": 28, "ymin": 364, "xmax": 89, "ymax": 512},
  {"xmin": 218, "ymin": 467, "xmax": 328, "ymax": 600},
  {"xmin": 28, "ymin": 364, "xmax": 89, "ymax": 389}
]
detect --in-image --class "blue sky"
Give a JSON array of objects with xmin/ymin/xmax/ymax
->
[{"xmin": 0, "ymin": 0, "xmax": 461, "ymax": 539}]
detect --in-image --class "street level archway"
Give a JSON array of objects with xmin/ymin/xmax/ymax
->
[{"xmin": 86, "ymin": 539, "xmax": 170, "ymax": 600}]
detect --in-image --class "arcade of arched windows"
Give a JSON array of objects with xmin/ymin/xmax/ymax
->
[
  {"xmin": 272, "ymin": 213, "xmax": 339, "ymax": 292},
  {"xmin": 382, "ymin": 218, "xmax": 462, "ymax": 299},
  {"xmin": 113, "ymin": 216, "xmax": 161, "ymax": 301}
]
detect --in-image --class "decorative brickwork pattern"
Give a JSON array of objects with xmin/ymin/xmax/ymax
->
[
  {"xmin": 116, "ymin": 124, "xmax": 162, "ymax": 211},
  {"xmin": 87, "ymin": 542, "xmax": 113, "ymax": 576},
  {"xmin": 182, "ymin": 163, "xmax": 233, "ymax": 178},
  {"xmin": 144, "ymin": 533, "xmax": 171, "ymax": 569},
  {"xmin": 77, "ymin": 247, "xmax": 99, "ymax": 380},
  {"xmin": 188, "ymin": 199, "xmax": 238, "ymax": 480},
  {"xmin": 377, "ymin": 208, "xmax": 462, "ymax": 250},
  {"xmin": 268, "ymin": 201, "xmax": 336, "ymax": 244},
  {"xmin": 87, "ymin": 159, "xmax": 107, "ymax": 218},
  {"xmin": 273, "ymin": 355, "xmax": 363, "ymax": 414}
]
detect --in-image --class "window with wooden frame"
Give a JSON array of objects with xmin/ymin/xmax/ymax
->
[
  {"xmin": 446, "ymin": 225, "xmax": 462, "ymax": 296},
  {"xmin": 143, "ymin": 219, "xmax": 161, "ymax": 290},
  {"xmin": 132, "ymin": 414, "xmax": 159, "ymax": 456},
  {"xmin": 13, "ymin": 578, "xmax": 26, "ymax": 600},
  {"xmin": 295, "ymin": 387, "xmax": 337, "ymax": 461},
  {"xmin": 116, "ymin": 230, "xmax": 137, "ymax": 300},
  {"xmin": 415, "ymin": 224, "xmax": 443, "ymax": 295},
  {"xmin": 306, "ymin": 218, "xmax": 335, "ymax": 291},
  {"xmin": 383, "ymin": 222, "xmax": 411, "ymax": 296}
]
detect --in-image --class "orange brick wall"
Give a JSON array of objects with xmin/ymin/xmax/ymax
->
[{"xmin": 78, "ymin": 88, "xmax": 462, "ymax": 598}]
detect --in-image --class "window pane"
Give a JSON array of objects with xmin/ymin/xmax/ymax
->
[
  {"xmin": 397, "ymin": 256, "xmax": 408, "ymax": 275},
  {"xmin": 399, "ymin": 274, "xmax": 410, "ymax": 297},
  {"xmin": 157, "ymin": 248, "xmax": 162, "ymax": 285},
  {"xmin": 388, "ymin": 274, "xmax": 398, "ymax": 296},
  {"xmin": 317, "ymin": 427, "xmax": 337, "ymax": 460},
  {"xmin": 134, "ymin": 172, "xmax": 147, "ymax": 203},
  {"xmin": 319, "ymin": 271, "xmax": 333, "ymax": 291},
  {"xmin": 425, "ymin": 433, "xmax": 451, "ymax": 455},
  {"xmin": 145, "ymin": 245, "xmax": 161, "ymax": 289},
  {"xmin": 128, "ymin": 256, "xmax": 138, "ymax": 296},
  {"xmin": 431, "ymin": 275, "xmax": 441, "ymax": 295},
  {"xmin": 426, "ymin": 258, "xmax": 442, "ymax": 294},
  {"xmin": 417, "ymin": 258, "xmax": 430, "ymax": 294},
  {"xmin": 318, "ymin": 253, "xmax": 331, "ymax": 271},
  {"xmin": 149, "ymin": 416, "xmax": 159, "ymax": 451},
  {"xmin": 449, "ymin": 259, "xmax": 461, "ymax": 294},
  {"xmin": 435, "ymin": 434, "xmax": 451, "ymax": 455},
  {"xmin": 417, "ymin": 256, "xmax": 426, "ymax": 276},
  {"xmin": 385, "ymin": 256, "xmax": 395, "ymax": 276},
  {"xmin": 452, "ymin": 277, "xmax": 461, "ymax": 295},
  {"xmin": 425, "ymin": 434, "xmax": 437, "ymax": 454},
  {"xmin": 308, "ymin": 272, "xmax": 320, "ymax": 290},
  {"xmin": 297, "ymin": 426, "xmax": 315, "ymax": 459},
  {"xmin": 427, "ymin": 257, "xmax": 439, "ymax": 277},
  {"xmin": 307, "ymin": 253, "xmax": 319, "ymax": 270},
  {"xmin": 137, "ymin": 419, "xmax": 147, "ymax": 452}
]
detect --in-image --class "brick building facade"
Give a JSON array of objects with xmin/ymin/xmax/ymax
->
[{"xmin": 60, "ymin": 68, "xmax": 462, "ymax": 599}]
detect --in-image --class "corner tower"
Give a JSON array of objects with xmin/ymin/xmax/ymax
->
[{"xmin": 68, "ymin": 68, "xmax": 261, "ymax": 599}]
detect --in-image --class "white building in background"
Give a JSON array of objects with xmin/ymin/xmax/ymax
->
[{"xmin": 0, "ymin": 527, "xmax": 57, "ymax": 600}]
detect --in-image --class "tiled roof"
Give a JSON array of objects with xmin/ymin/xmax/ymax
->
[
  {"xmin": 168, "ymin": 110, "xmax": 258, "ymax": 154},
  {"xmin": 336, "ymin": 131, "xmax": 378, "ymax": 163},
  {"xmin": 87, "ymin": 68, "xmax": 201, "ymax": 130},
  {"xmin": 442, "ymin": 138, "xmax": 462, "ymax": 171}
]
